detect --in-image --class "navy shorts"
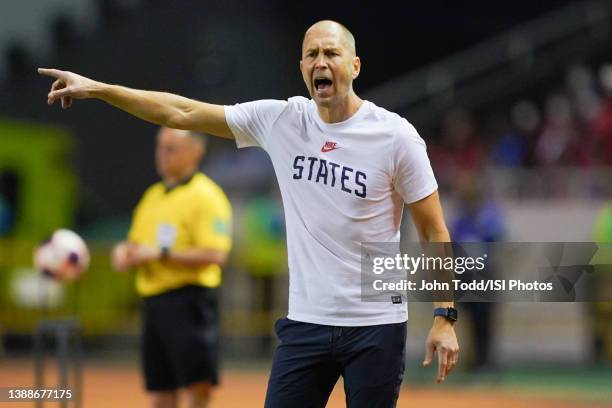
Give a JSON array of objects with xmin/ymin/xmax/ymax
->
[
  {"xmin": 264, "ymin": 318, "xmax": 407, "ymax": 408},
  {"xmin": 141, "ymin": 285, "xmax": 220, "ymax": 391}
]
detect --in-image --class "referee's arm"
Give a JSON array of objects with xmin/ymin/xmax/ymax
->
[
  {"xmin": 133, "ymin": 246, "xmax": 229, "ymax": 268},
  {"xmin": 408, "ymin": 190, "xmax": 460, "ymax": 384},
  {"xmin": 111, "ymin": 241, "xmax": 228, "ymax": 270},
  {"xmin": 38, "ymin": 68, "xmax": 234, "ymax": 139}
]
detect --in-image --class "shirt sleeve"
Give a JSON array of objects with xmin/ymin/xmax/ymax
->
[
  {"xmin": 127, "ymin": 186, "xmax": 155, "ymax": 242},
  {"xmin": 224, "ymin": 99, "xmax": 287, "ymax": 150},
  {"xmin": 392, "ymin": 120, "xmax": 438, "ymax": 204},
  {"xmin": 127, "ymin": 216, "xmax": 138, "ymax": 242},
  {"xmin": 192, "ymin": 190, "xmax": 233, "ymax": 253}
]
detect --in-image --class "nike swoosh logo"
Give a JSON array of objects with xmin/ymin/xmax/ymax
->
[{"xmin": 321, "ymin": 146, "xmax": 340, "ymax": 152}]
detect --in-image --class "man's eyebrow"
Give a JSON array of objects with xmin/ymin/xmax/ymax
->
[{"xmin": 304, "ymin": 46, "xmax": 342, "ymax": 53}]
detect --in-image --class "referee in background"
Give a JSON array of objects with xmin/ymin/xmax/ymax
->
[{"xmin": 111, "ymin": 127, "xmax": 232, "ymax": 408}]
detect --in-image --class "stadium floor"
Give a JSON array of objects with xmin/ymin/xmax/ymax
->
[{"xmin": 0, "ymin": 358, "xmax": 609, "ymax": 407}]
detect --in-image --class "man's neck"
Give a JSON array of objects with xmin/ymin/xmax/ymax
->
[
  {"xmin": 317, "ymin": 92, "xmax": 363, "ymax": 123},
  {"xmin": 163, "ymin": 170, "xmax": 197, "ymax": 190}
]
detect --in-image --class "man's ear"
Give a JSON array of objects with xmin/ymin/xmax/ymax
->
[
  {"xmin": 192, "ymin": 139, "xmax": 205, "ymax": 162},
  {"xmin": 352, "ymin": 56, "xmax": 361, "ymax": 79}
]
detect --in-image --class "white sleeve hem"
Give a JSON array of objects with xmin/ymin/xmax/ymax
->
[
  {"xmin": 223, "ymin": 105, "xmax": 259, "ymax": 149},
  {"xmin": 229, "ymin": 121, "xmax": 259, "ymax": 149}
]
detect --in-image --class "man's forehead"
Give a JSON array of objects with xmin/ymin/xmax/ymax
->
[
  {"xmin": 303, "ymin": 38, "xmax": 343, "ymax": 51},
  {"xmin": 157, "ymin": 128, "xmax": 192, "ymax": 143},
  {"xmin": 302, "ymin": 22, "xmax": 355, "ymax": 54},
  {"xmin": 302, "ymin": 36, "xmax": 351, "ymax": 56}
]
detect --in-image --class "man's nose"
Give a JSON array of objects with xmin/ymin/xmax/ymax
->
[{"xmin": 314, "ymin": 54, "xmax": 328, "ymax": 69}]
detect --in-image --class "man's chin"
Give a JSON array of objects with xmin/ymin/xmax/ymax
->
[{"xmin": 312, "ymin": 93, "xmax": 334, "ymax": 107}]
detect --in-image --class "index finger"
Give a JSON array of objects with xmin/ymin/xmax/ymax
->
[{"xmin": 37, "ymin": 68, "xmax": 64, "ymax": 78}]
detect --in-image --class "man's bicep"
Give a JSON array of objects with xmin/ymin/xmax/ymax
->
[
  {"xmin": 187, "ymin": 102, "xmax": 234, "ymax": 139},
  {"xmin": 408, "ymin": 191, "xmax": 450, "ymax": 242}
]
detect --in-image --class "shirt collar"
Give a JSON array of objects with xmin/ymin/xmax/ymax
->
[{"xmin": 164, "ymin": 171, "xmax": 198, "ymax": 193}]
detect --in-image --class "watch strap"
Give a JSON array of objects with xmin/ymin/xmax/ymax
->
[
  {"xmin": 433, "ymin": 307, "xmax": 458, "ymax": 322},
  {"xmin": 160, "ymin": 246, "xmax": 170, "ymax": 260}
]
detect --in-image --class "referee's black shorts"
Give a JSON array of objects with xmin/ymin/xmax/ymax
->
[{"xmin": 141, "ymin": 285, "xmax": 220, "ymax": 391}]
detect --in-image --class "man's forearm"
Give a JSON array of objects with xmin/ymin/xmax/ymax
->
[
  {"xmin": 425, "ymin": 228, "xmax": 450, "ymax": 243},
  {"xmin": 427, "ymin": 228, "xmax": 454, "ymax": 310},
  {"xmin": 163, "ymin": 247, "xmax": 228, "ymax": 268},
  {"xmin": 434, "ymin": 301, "xmax": 454, "ymax": 310},
  {"xmin": 92, "ymin": 83, "xmax": 185, "ymax": 127},
  {"xmin": 38, "ymin": 68, "xmax": 234, "ymax": 138},
  {"xmin": 92, "ymin": 84, "xmax": 232, "ymax": 137}
]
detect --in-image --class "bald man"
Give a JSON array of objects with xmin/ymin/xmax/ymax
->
[
  {"xmin": 41, "ymin": 20, "xmax": 459, "ymax": 408},
  {"xmin": 112, "ymin": 127, "xmax": 232, "ymax": 408}
]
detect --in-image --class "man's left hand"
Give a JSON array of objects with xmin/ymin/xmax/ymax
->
[{"xmin": 423, "ymin": 317, "xmax": 460, "ymax": 383}]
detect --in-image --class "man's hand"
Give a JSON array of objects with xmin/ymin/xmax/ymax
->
[
  {"xmin": 111, "ymin": 241, "xmax": 135, "ymax": 272},
  {"xmin": 37, "ymin": 67, "xmax": 234, "ymax": 138},
  {"xmin": 38, "ymin": 68, "xmax": 101, "ymax": 109},
  {"xmin": 423, "ymin": 317, "xmax": 460, "ymax": 383},
  {"xmin": 111, "ymin": 241, "xmax": 160, "ymax": 271},
  {"xmin": 126, "ymin": 244, "xmax": 161, "ymax": 266}
]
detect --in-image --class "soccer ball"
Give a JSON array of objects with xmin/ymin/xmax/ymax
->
[{"xmin": 33, "ymin": 229, "xmax": 90, "ymax": 281}]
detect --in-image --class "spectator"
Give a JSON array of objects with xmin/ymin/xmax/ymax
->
[
  {"xmin": 591, "ymin": 65, "xmax": 612, "ymax": 165},
  {"xmin": 489, "ymin": 114, "xmax": 529, "ymax": 167},
  {"xmin": 451, "ymin": 171, "xmax": 505, "ymax": 371},
  {"xmin": 430, "ymin": 109, "xmax": 485, "ymax": 190},
  {"xmin": 534, "ymin": 93, "xmax": 579, "ymax": 165}
]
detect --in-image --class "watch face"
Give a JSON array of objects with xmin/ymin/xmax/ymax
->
[{"xmin": 447, "ymin": 308, "xmax": 458, "ymax": 321}]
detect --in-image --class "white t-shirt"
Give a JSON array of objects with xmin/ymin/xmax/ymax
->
[{"xmin": 225, "ymin": 97, "xmax": 438, "ymax": 326}]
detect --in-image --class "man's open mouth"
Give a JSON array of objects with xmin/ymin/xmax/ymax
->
[{"xmin": 314, "ymin": 77, "xmax": 333, "ymax": 92}]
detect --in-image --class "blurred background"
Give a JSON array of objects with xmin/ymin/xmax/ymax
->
[{"xmin": 0, "ymin": 0, "xmax": 610, "ymax": 407}]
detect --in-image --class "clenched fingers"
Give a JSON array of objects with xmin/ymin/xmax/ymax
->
[
  {"xmin": 48, "ymin": 79, "xmax": 65, "ymax": 105},
  {"xmin": 48, "ymin": 87, "xmax": 73, "ymax": 105},
  {"xmin": 51, "ymin": 79, "xmax": 65, "ymax": 91}
]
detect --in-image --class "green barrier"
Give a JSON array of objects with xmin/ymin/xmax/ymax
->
[{"xmin": 0, "ymin": 119, "xmax": 76, "ymax": 239}]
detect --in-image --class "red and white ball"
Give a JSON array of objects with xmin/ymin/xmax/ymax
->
[{"xmin": 33, "ymin": 229, "xmax": 90, "ymax": 281}]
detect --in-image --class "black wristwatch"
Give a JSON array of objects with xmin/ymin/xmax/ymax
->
[
  {"xmin": 160, "ymin": 246, "xmax": 170, "ymax": 260},
  {"xmin": 433, "ymin": 307, "xmax": 458, "ymax": 323}
]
